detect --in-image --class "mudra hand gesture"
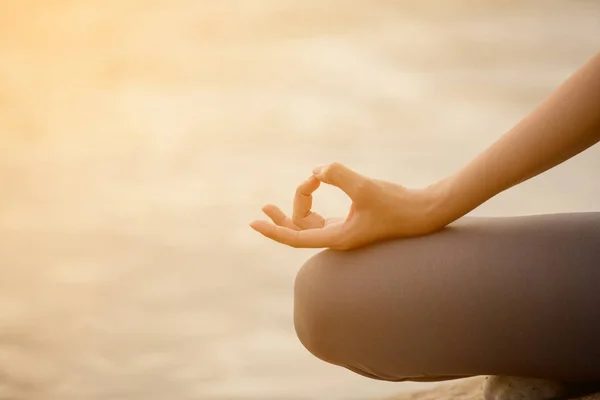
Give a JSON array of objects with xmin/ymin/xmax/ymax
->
[{"xmin": 250, "ymin": 162, "xmax": 445, "ymax": 250}]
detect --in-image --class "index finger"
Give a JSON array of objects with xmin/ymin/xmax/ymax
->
[{"xmin": 292, "ymin": 176, "xmax": 324, "ymax": 229}]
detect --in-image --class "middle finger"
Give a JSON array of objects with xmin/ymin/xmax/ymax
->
[{"xmin": 262, "ymin": 204, "xmax": 300, "ymax": 230}]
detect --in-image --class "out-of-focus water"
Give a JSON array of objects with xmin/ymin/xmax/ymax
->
[{"xmin": 0, "ymin": 1, "xmax": 599, "ymax": 399}]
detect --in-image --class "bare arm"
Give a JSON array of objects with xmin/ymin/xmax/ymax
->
[
  {"xmin": 251, "ymin": 52, "xmax": 600, "ymax": 249},
  {"xmin": 431, "ymin": 52, "xmax": 600, "ymax": 225}
]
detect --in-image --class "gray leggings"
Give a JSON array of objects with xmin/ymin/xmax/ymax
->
[{"xmin": 293, "ymin": 213, "xmax": 600, "ymax": 382}]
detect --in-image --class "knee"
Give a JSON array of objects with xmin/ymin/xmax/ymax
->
[{"xmin": 293, "ymin": 250, "xmax": 343, "ymax": 364}]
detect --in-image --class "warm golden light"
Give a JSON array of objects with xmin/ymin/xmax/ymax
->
[{"xmin": 0, "ymin": 1, "xmax": 598, "ymax": 399}]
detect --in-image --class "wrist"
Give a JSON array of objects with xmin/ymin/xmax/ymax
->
[{"xmin": 422, "ymin": 176, "xmax": 458, "ymax": 229}]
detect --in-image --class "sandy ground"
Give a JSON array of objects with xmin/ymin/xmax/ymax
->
[
  {"xmin": 387, "ymin": 377, "xmax": 486, "ymax": 400},
  {"xmin": 387, "ymin": 377, "xmax": 600, "ymax": 400},
  {"xmin": 0, "ymin": 1, "xmax": 599, "ymax": 399}
]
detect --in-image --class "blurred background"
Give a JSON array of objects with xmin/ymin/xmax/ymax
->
[{"xmin": 0, "ymin": 1, "xmax": 599, "ymax": 399}]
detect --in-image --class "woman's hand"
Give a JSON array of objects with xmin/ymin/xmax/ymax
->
[
  {"xmin": 253, "ymin": 54, "xmax": 600, "ymax": 249},
  {"xmin": 249, "ymin": 162, "xmax": 448, "ymax": 250}
]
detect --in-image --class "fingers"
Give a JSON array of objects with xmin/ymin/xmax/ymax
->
[
  {"xmin": 292, "ymin": 176, "xmax": 325, "ymax": 229},
  {"xmin": 262, "ymin": 204, "xmax": 299, "ymax": 230},
  {"xmin": 249, "ymin": 220, "xmax": 335, "ymax": 248},
  {"xmin": 312, "ymin": 162, "xmax": 373, "ymax": 202}
]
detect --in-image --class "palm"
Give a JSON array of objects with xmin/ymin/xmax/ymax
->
[
  {"xmin": 324, "ymin": 217, "xmax": 345, "ymax": 227},
  {"xmin": 320, "ymin": 216, "xmax": 347, "ymax": 236}
]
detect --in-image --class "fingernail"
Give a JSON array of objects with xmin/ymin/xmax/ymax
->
[{"xmin": 312, "ymin": 164, "xmax": 326, "ymax": 175}]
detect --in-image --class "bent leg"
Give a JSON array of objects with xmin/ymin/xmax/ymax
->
[{"xmin": 293, "ymin": 213, "xmax": 600, "ymax": 382}]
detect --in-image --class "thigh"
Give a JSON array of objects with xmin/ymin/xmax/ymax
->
[{"xmin": 293, "ymin": 213, "xmax": 600, "ymax": 382}]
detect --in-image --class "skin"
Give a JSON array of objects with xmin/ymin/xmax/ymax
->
[{"xmin": 250, "ymin": 52, "xmax": 600, "ymax": 250}]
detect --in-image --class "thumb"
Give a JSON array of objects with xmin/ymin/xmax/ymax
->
[{"xmin": 312, "ymin": 162, "xmax": 373, "ymax": 201}]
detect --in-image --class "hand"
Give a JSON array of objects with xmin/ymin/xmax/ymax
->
[{"xmin": 249, "ymin": 162, "xmax": 447, "ymax": 250}]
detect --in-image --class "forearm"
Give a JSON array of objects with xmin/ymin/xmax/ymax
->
[{"xmin": 432, "ymin": 52, "xmax": 600, "ymax": 225}]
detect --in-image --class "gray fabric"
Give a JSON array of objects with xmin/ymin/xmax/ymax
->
[{"xmin": 293, "ymin": 213, "xmax": 600, "ymax": 382}]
